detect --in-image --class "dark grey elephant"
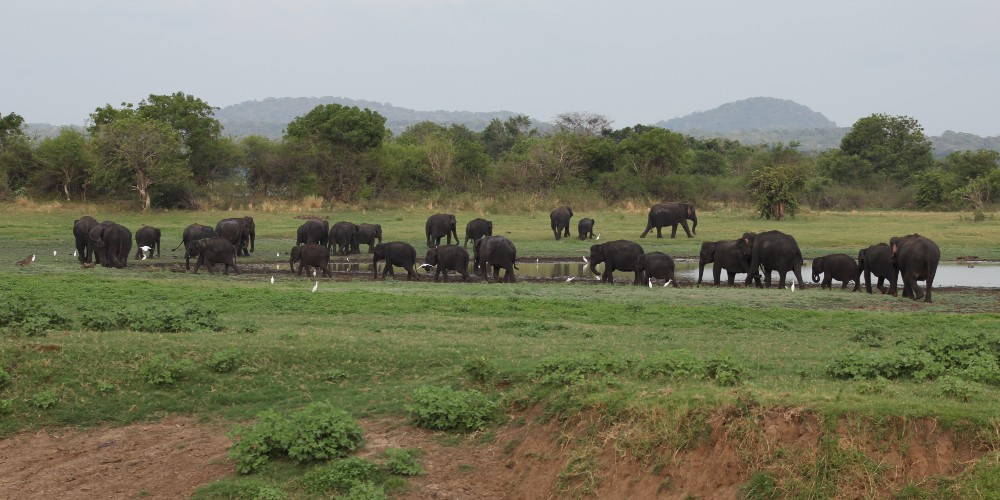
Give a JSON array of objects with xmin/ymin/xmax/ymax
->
[
  {"xmin": 640, "ymin": 203, "xmax": 697, "ymax": 239},
  {"xmin": 577, "ymin": 218, "xmax": 595, "ymax": 240},
  {"xmin": 190, "ymin": 237, "xmax": 240, "ymax": 275},
  {"xmin": 811, "ymin": 254, "xmax": 860, "ymax": 291},
  {"xmin": 889, "ymin": 234, "xmax": 940, "ymax": 303},
  {"xmin": 373, "ymin": 242, "xmax": 418, "ymax": 280},
  {"xmin": 173, "ymin": 223, "xmax": 217, "ymax": 270},
  {"xmin": 88, "ymin": 221, "xmax": 132, "ymax": 269},
  {"xmin": 738, "ymin": 230, "xmax": 805, "ymax": 289},
  {"xmin": 698, "ymin": 240, "xmax": 753, "ymax": 286},
  {"xmin": 356, "ymin": 223, "xmax": 382, "ymax": 253},
  {"xmin": 858, "ymin": 243, "xmax": 895, "ymax": 295},
  {"xmin": 296, "ymin": 219, "xmax": 330, "ymax": 246},
  {"xmin": 329, "ymin": 221, "xmax": 358, "ymax": 255},
  {"xmin": 464, "ymin": 218, "xmax": 493, "ymax": 248},
  {"xmin": 73, "ymin": 215, "xmax": 99, "ymax": 263},
  {"xmin": 215, "ymin": 218, "xmax": 251, "ymax": 257},
  {"xmin": 635, "ymin": 251, "xmax": 680, "ymax": 287},
  {"xmin": 589, "ymin": 240, "xmax": 645, "ymax": 284},
  {"xmin": 424, "ymin": 245, "xmax": 470, "ymax": 282},
  {"xmin": 426, "ymin": 214, "xmax": 458, "ymax": 248},
  {"xmin": 474, "ymin": 235, "xmax": 518, "ymax": 283},
  {"xmin": 289, "ymin": 243, "xmax": 332, "ymax": 277},
  {"xmin": 549, "ymin": 206, "xmax": 573, "ymax": 240},
  {"xmin": 134, "ymin": 225, "xmax": 161, "ymax": 260}
]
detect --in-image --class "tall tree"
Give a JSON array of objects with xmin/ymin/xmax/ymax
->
[
  {"xmin": 0, "ymin": 112, "xmax": 32, "ymax": 197},
  {"xmin": 135, "ymin": 92, "xmax": 225, "ymax": 182},
  {"xmin": 839, "ymin": 114, "xmax": 933, "ymax": 182},
  {"xmin": 480, "ymin": 115, "xmax": 534, "ymax": 159},
  {"xmin": 34, "ymin": 128, "xmax": 93, "ymax": 201},
  {"xmin": 90, "ymin": 116, "xmax": 188, "ymax": 211},
  {"xmin": 555, "ymin": 112, "xmax": 612, "ymax": 136}
]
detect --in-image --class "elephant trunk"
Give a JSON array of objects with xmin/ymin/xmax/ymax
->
[
  {"xmin": 690, "ymin": 215, "xmax": 697, "ymax": 235},
  {"xmin": 589, "ymin": 261, "xmax": 601, "ymax": 276}
]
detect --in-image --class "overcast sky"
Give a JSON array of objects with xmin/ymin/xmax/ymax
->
[{"xmin": 4, "ymin": 0, "xmax": 999, "ymax": 136}]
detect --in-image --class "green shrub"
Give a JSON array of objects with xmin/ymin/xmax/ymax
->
[
  {"xmin": 706, "ymin": 356, "xmax": 747, "ymax": 386},
  {"xmin": 849, "ymin": 326, "xmax": 887, "ymax": 348},
  {"xmin": 302, "ymin": 457, "xmax": 384, "ymax": 494},
  {"xmin": 140, "ymin": 354, "xmax": 193, "ymax": 386},
  {"xmin": 32, "ymin": 389, "xmax": 58, "ymax": 409},
  {"xmin": 338, "ymin": 481, "xmax": 387, "ymax": 500},
  {"xmin": 407, "ymin": 385, "xmax": 498, "ymax": 432},
  {"xmin": 636, "ymin": 352, "xmax": 702, "ymax": 379},
  {"xmin": 740, "ymin": 471, "xmax": 780, "ymax": 499},
  {"xmin": 937, "ymin": 376, "xmax": 981, "ymax": 402},
  {"xmin": 206, "ymin": 350, "xmax": 242, "ymax": 373},
  {"xmin": 464, "ymin": 357, "xmax": 498, "ymax": 384},
  {"xmin": 228, "ymin": 402, "xmax": 364, "ymax": 474},
  {"xmin": 382, "ymin": 448, "xmax": 425, "ymax": 476},
  {"xmin": 0, "ymin": 295, "xmax": 73, "ymax": 336},
  {"xmin": 193, "ymin": 477, "xmax": 287, "ymax": 500},
  {"xmin": 0, "ymin": 368, "xmax": 11, "ymax": 390},
  {"xmin": 0, "ymin": 398, "xmax": 13, "ymax": 415}
]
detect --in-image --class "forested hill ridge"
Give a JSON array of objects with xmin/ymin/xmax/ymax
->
[{"xmin": 657, "ymin": 97, "xmax": 838, "ymax": 133}]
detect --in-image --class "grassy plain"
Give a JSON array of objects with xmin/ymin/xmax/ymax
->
[{"xmin": 2, "ymin": 202, "xmax": 1000, "ymax": 497}]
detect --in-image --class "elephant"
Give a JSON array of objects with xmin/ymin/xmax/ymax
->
[
  {"xmin": 356, "ymin": 223, "xmax": 383, "ymax": 253},
  {"xmin": 577, "ymin": 218, "xmax": 595, "ymax": 240},
  {"xmin": 296, "ymin": 219, "xmax": 330, "ymax": 247},
  {"xmin": 811, "ymin": 254, "xmax": 860, "ymax": 291},
  {"xmin": 426, "ymin": 213, "xmax": 458, "ymax": 248},
  {"xmin": 640, "ymin": 203, "xmax": 697, "ymax": 239},
  {"xmin": 424, "ymin": 245, "xmax": 471, "ymax": 282},
  {"xmin": 635, "ymin": 251, "xmax": 680, "ymax": 287},
  {"xmin": 329, "ymin": 221, "xmax": 358, "ymax": 255},
  {"xmin": 738, "ymin": 230, "xmax": 805, "ymax": 289},
  {"xmin": 73, "ymin": 216, "xmax": 99, "ymax": 263},
  {"xmin": 697, "ymin": 240, "xmax": 753, "ymax": 286},
  {"xmin": 215, "ymin": 218, "xmax": 251, "ymax": 257},
  {"xmin": 373, "ymin": 242, "xmax": 418, "ymax": 280},
  {"xmin": 189, "ymin": 237, "xmax": 240, "ymax": 275},
  {"xmin": 473, "ymin": 235, "xmax": 518, "ymax": 283},
  {"xmin": 589, "ymin": 240, "xmax": 645, "ymax": 284},
  {"xmin": 173, "ymin": 223, "xmax": 217, "ymax": 270},
  {"xmin": 464, "ymin": 218, "xmax": 493, "ymax": 248},
  {"xmin": 134, "ymin": 225, "xmax": 161, "ymax": 260},
  {"xmin": 289, "ymin": 243, "xmax": 332, "ymax": 278},
  {"xmin": 88, "ymin": 221, "xmax": 132, "ymax": 269},
  {"xmin": 889, "ymin": 234, "xmax": 940, "ymax": 303},
  {"xmin": 858, "ymin": 243, "xmax": 895, "ymax": 295},
  {"xmin": 549, "ymin": 206, "xmax": 573, "ymax": 240}
]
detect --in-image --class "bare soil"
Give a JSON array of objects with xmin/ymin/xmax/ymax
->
[{"xmin": 0, "ymin": 408, "xmax": 987, "ymax": 499}]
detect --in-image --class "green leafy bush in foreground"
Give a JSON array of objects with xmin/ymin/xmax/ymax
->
[
  {"xmin": 228, "ymin": 401, "xmax": 364, "ymax": 474},
  {"xmin": 407, "ymin": 385, "xmax": 499, "ymax": 432}
]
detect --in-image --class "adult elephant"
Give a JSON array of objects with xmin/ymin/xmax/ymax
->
[
  {"xmin": 640, "ymin": 203, "xmax": 697, "ymax": 239},
  {"xmin": 356, "ymin": 223, "xmax": 383, "ymax": 253},
  {"xmin": 577, "ymin": 218, "xmax": 595, "ymax": 240},
  {"xmin": 589, "ymin": 240, "xmax": 645, "ymax": 284},
  {"xmin": 424, "ymin": 245, "xmax": 471, "ymax": 282},
  {"xmin": 329, "ymin": 221, "xmax": 358, "ymax": 255},
  {"xmin": 289, "ymin": 243, "xmax": 332, "ymax": 277},
  {"xmin": 464, "ymin": 218, "xmax": 492, "ymax": 248},
  {"xmin": 426, "ymin": 214, "xmax": 458, "ymax": 248},
  {"xmin": 858, "ymin": 243, "xmax": 895, "ymax": 295},
  {"xmin": 373, "ymin": 242, "xmax": 418, "ymax": 280},
  {"xmin": 88, "ymin": 221, "xmax": 132, "ymax": 269},
  {"xmin": 698, "ymin": 240, "xmax": 753, "ymax": 287},
  {"xmin": 889, "ymin": 234, "xmax": 940, "ymax": 303},
  {"xmin": 474, "ymin": 235, "xmax": 518, "ymax": 283},
  {"xmin": 738, "ymin": 230, "xmax": 805, "ymax": 289},
  {"xmin": 549, "ymin": 206, "xmax": 573, "ymax": 240},
  {"xmin": 215, "ymin": 218, "xmax": 251, "ymax": 257},
  {"xmin": 134, "ymin": 225, "xmax": 161, "ymax": 260},
  {"xmin": 73, "ymin": 216, "xmax": 99, "ymax": 264},
  {"xmin": 296, "ymin": 219, "xmax": 329, "ymax": 246},
  {"xmin": 811, "ymin": 254, "xmax": 860, "ymax": 291},
  {"xmin": 190, "ymin": 237, "xmax": 240, "ymax": 275},
  {"xmin": 635, "ymin": 251, "xmax": 680, "ymax": 287},
  {"xmin": 173, "ymin": 223, "xmax": 217, "ymax": 270}
]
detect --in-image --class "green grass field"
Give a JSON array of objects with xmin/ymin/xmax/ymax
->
[{"xmin": 2, "ymin": 202, "xmax": 1000, "ymax": 497}]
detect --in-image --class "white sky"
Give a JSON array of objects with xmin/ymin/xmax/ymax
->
[{"xmin": 3, "ymin": 0, "xmax": 999, "ymax": 136}]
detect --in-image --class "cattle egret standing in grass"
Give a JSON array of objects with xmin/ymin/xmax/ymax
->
[
  {"xmin": 648, "ymin": 278, "xmax": 653, "ymax": 289},
  {"xmin": 53, "ymin": 250, "xmax": 57, "ymax": 257},
  {"xmin": 582, "ymin": 256, "xmax": 588, "ymax": 263},
  {"xmin": 595, "ymin": 234, "xmax": 600, "ymax": 240},
  {"xmin": 74, "ymin": 250, "xmax": 78, "ymax": 257},
  {"xmin": 31, "ymin": 254, "xmax": 35, "ymax": 262},
  {"xmin": 566, "ymin": 277, "xmax": 575, "ymax": 283},
  {"xmin": 270, "ymin": 276, "xmax": 275, "ymax": 284},
  {"xmin": 665, "ymin": 279, "xmax": 673, "ymax": 287},
  {"xmin": 276, "ymin": 252, "xmax": 280, "ymax": 257},
  {"xmin": 791, "ymin": 282, "xmax": 796, "ymax": 292},
  {"xmin": 311, "ymin": 281, "xmax": 319, "ymax": 292}
]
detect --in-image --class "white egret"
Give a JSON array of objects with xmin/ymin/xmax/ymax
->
[
  {"xmin": 582, "ymin": 256, "xmax": 588, "ymax": 263},
  {"xmin": 270, "ymin": 276, "xmax": 275, "ymax": 284},
  {"xmin": 31, "ymin": 254, "xmax": 35, "ymax": 262},
  {"xmin": 648, "ymin": 278, "xmax": 653, "ymax": 289},
  {"xmin": 665, "ymin": 279, "xmax": 673, "ymax": 287},
  {"xmin": 595, "ymin": 234, "xmax": 601, "ymax": 240},
  {"xmin": 311, "ymin": 281, "xmax": 319, "ymax": 292},
  {"xmin": 73, "ymin": 250, "xmax": 78, "ymax": 257},
  {"xmin": 277, "ymin": 252, "xmax": 280, "ymax": 257},
  {"xmin": 53, "ymin": 250, "xmax": 57, "ymax": 257},
  {"xmin": 791, "ymin": 282, "xmax": 796, "ymax": 292},
  {"xmin": 566, "ymin": 277, "xmax": 575, "ymax": 283}
]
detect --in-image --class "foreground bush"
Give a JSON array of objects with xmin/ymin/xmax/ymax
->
[{"xmin": 407, "ymin": 385, "xmax": 499, "ymax": 432}]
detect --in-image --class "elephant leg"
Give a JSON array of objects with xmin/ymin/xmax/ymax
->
[
  {"xmin": 460, "ymin": 269, "xmax": 470, "ymax": 282},
  {"xmin": 726, "ymin": 271, "xmax": 735, "ymax": 287},
  {"xmin": 602, "ymin": 269, "xmax": 613, "ymax": 283},
  {"xmin": 633, "ymin": 270, "xmax": 643, "ymax": 285},
  {"xmin": 656, "ymin": 226, "xmax": 663, "ymax": 238},
  {"xmin": 506, "ymin": 266, "xmax": 516, "ymax": 283},
  {"xmin": 434, "ymin": 268, "xmax": 443, "ymax": 282},
  {"xmin": 911, "ymin": 279, "xmax": 924, "ymax": 301},
  {"xmin": 680, "ymin": 221, "xmax": 692, "ymax": 238},
  {"xmin": 406, "ymin": 265, "xmax": 417, "ymax": 280},
  {"xmin": 563, "ymin": 226, "xmax": 570, "ymax": 238}
]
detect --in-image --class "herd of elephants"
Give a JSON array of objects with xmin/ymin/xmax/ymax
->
[{"xmin": 69, "ymin": 202, "xmax": 942, "ymax": 303}]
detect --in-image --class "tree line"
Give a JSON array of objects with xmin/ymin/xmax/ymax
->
[{"xmin": 1, "ymin": 92, "xmax": 998, "ymax": 218}]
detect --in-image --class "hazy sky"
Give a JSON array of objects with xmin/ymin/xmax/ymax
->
[{"xmin": 4, "ymin": 0, "xmax": 999, "ymax": 136}]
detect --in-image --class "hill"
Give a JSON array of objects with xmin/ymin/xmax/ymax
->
[{"xmin": 657, "ymin": 96, "xmax": 838, "ymax": 133}]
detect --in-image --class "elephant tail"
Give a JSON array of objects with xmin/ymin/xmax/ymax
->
[{"xmin": 172, "ymin": 239, "xmax": 186, "ymax": 251}]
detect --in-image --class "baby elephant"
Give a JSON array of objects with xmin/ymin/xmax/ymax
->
[
  {"xmin": 373, "ymin": 242, "xmax": 418, "ymax": 280},
  {"xmin": 577, "ymin": 218, "xmax": 595, "ymax": 240},
  {"xmin": 811, "ymin": 254, "xmax": 859, "ymax": 291},
  {"xmin": 190, "ymin": 237, "xmax": 240, "ymax": 275},
  {"xmin": 636, "ymin": 251, "xmax": 680, "ymax": 287},
  {"xmin": 424, "ymin": 245, "xmax": 470, "ymax": 282},
  {"xmin": 290, "ymin": 243, "xmax": 332, "ymax": 278}
]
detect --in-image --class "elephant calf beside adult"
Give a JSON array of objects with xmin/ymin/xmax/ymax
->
[
  {"xmin": 426, "ymin": 214, "xmax": 459, "ymax": 248},
  {"xmin": 135, "ymin": 225, "xmax": 161, "ymax": 260},
  {"xmin": 289, "ymin": 243, "xmax": 332, "ymax": 278},
  {"xmin": 577, "ymin": 218, "xmax": 595, "ymax": 240},
  {"xmin": 424, "ymin": 245, "xmax": 471, "ymax": 282},
  {"xmin": 88, "ymin": 221, "xmax": 132, "ymax": 269},
  {"xmin": 474, "ymin": 235, "xmax": 518, "ymax": 283},
  {"xmin": 73, "ymin": 215, "xmax": 99, "ymax": 264},
  {"xmin": 738, "ymin": 230, "xmax": 805, "ymax": 289},
  {"xmin": 640, "ymin": 203, "xmax": 697, "ymax": 239},
  {"xmin": 174, "ymin": 223, "xmax": 217, "ymax": 270},
  {"xmin": 373, "ymin": 242, "xmax": 419, "ymax": 280},
  {"xmin": 811, "ymin": 254, "xmax": 860, "ymax": 291},
  {"xmin": 589, "ymin": 240, "xmax": 645, "ymax": 285},
  {"xmin": 215, "ymin": 217, "xmax": 254, "ymax": 257},
  {"xmin": 549, "ymin": 206, "xmax": 573, "ymax": 240},
  {"xmin": 858, "ymin": 243, "xmax": 895, "ymax": 295},
  {"xmin": 356, "ymin": 223, "xmax": 383, "ymax": 253},
  {"xmin": 889, "ymin": 234, "xmax": 940, "ymax": 303},
  {"xmin": 636, "ymin": 251, "xmax": 680, "ymax": 287},
  {"xmin": 464, "ymin": 218, "xmax": 492, "ymax": 248},
  {"xmin": 698, "ymin": 240, "xmax": 753, "ymax": 287},
  {"xmin": 190, "ymin": 237, "xmax": 240, "ymax": 275}
]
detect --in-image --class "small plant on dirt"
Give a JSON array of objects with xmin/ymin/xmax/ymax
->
[
  {"xmin": 206, "ymin": 350, "xmax": 242, "ymax": 373},
  {"xmin": 193, "ymin": 477, "xmax": 287, "ymax": 499},
  {"xmin": 855, "ymin": 377, "xmax": 891, "ymax": 396},
  {"xmin": 31, "ymin": 389, "xmax": 58, "ymax": 409},
  {"xmin": 739, "ymin": 471, "xmax": 780, "ymax": 499},
  {"xmin": 937, "ymin": 376, "xmax": 981, "ymax": 402},
  {"xmin": 464, "ymin": 357, "xmax": 498, "ymax": 384},
  {"xmin": 140, "ymin": 354, "xmax": 193, "ymax": 386},
  {"xmin": 302, "ymin": 457, "xmax": 384, "ymax": 494},
  {"xmin": 382, "ymin": 448, "xmax": 425, "ymax": 476},
  {"xmin": 407, "ymin": 385, "xmax": 498, "ymax": 432},
  {"xmin": 706, "ymin": 356, "xmax": 747, "ymax": 386},
  {"xmin": 339, "ymin": 481, "xmax": 388, "ymax": 500},
  {"xmin": 324, "ymin": 369, "xmax": 348, "ymax": 382}
]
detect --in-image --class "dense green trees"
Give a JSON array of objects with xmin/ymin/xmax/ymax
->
[{"xmin": 4, "ymin": 100, "xmax": 999, "ymax": 216}]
